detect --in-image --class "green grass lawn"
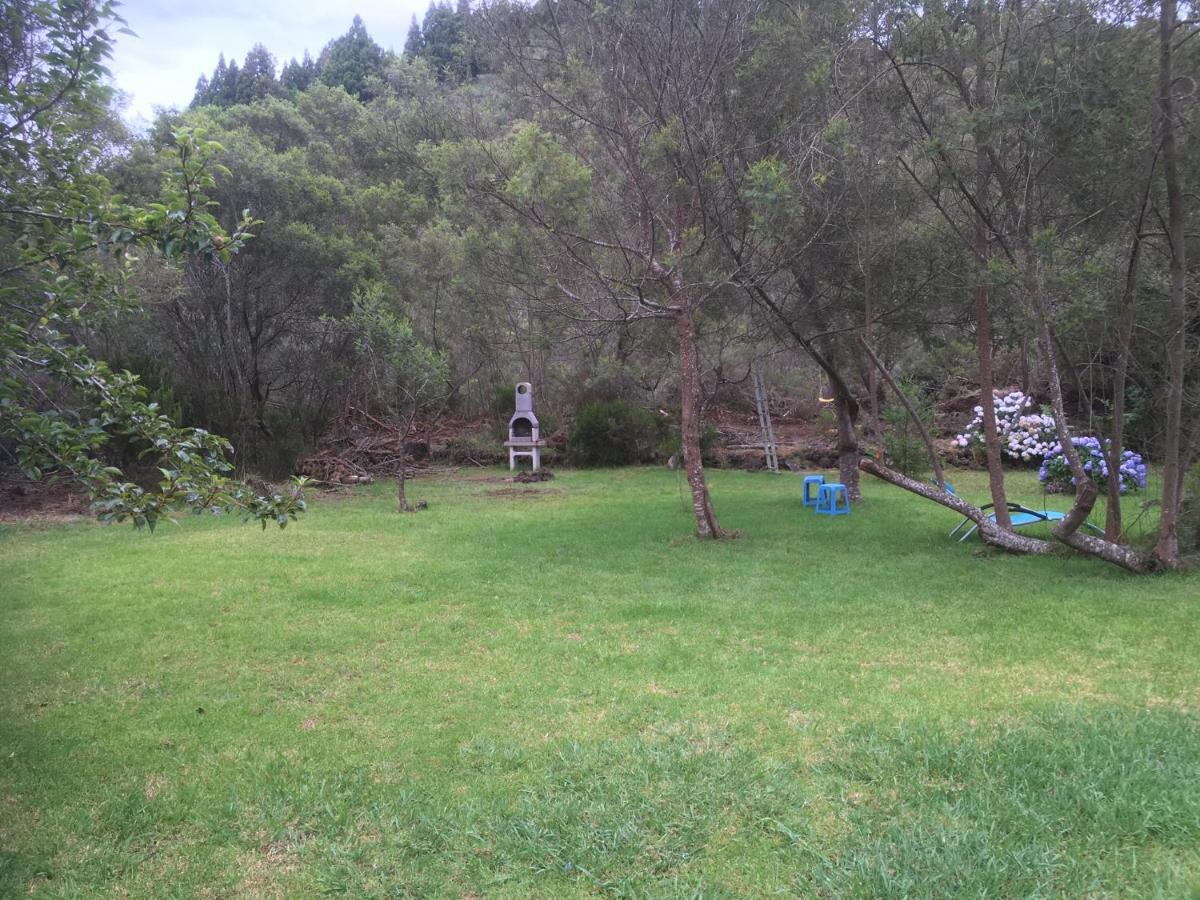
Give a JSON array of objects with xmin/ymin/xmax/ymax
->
[{"xmin": 2, "ymin": 466, "xmax": 1198, "ymax": 898}]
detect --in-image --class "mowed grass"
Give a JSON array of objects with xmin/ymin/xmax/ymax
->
[{"xmin": 1, "ymin": 466, "xmax": 1198, "ymax": 898}]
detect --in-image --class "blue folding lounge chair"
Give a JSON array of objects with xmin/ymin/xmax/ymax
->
[{"xmin": 953, "ymin": 503, "xmax": 1104, "ymax": 543}]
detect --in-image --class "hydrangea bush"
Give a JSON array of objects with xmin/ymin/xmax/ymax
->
[
  {"xmin": 1039, "ymin": 437, "xmax": 1148, "ymax": 494},
  {"xmin": 954, "ymin": 390, "xmax": 1058, "ymax": 463}
]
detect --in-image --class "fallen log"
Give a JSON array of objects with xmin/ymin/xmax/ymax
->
[{"xmin": 859, "ymin": 457, "xmax": 1053, "ymax": 555}]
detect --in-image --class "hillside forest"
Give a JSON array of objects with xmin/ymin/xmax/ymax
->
[{"xmin": 1, "ymin": 0, "xmax": 1197, "ymax": 569}]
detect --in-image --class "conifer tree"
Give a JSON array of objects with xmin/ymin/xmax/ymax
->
[
  {"xmin": 237, "ymin": 43, "xmax": 276, "ymax": 103},
  {"xmin": 317, "ymin": 15, "xmax": 387, "ymax": 100},
  {"xmin": 404, "ymin": 15, "xmax": 423, "ymax": 59},
  {"xmin": 222, "ymin": 59, "xmax": 240, "ymax": 106},
  {"xmin": 208, "ymin": 53, "xmax": 228, "ymax": 105},
  {"xmin": 279, "ymin": 50, "xmax": 317, "ymax": 92},
  {"xmin": 190, "ymin": 73, "xmax": 210, "ymax": 107}
]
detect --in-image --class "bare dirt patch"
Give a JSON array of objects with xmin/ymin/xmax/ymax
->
[
  {"xmin": 483, "ymin": 487, "xmax": 563, "ymax": 499},
  {"xmin": 0, "ymin": 478, "xmax": 89, "ymax": 523},
  {"xmin": 143, "ymin": 774, "xmax": 167, "ymax": 800},
  {"xmin": 235, "ymin": 840, "xmax": 301, "ymax": 898}
]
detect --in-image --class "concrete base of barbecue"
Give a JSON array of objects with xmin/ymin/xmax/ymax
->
[{"xmin": 504, "ymin": 439, "xmax": 546, "ymax": 471}]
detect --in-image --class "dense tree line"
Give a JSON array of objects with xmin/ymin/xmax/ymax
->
[
  {"xmin": 189, "ymin": 5, "xmax": 481, "ymax": 109},
  {"xmin": 2, "ymin": 1, "xmax": 1197, "ymax": 566}
]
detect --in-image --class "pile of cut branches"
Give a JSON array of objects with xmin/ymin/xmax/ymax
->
[{"xmin": 296, "ymin": 406, "xmax": 429, "ymax": 484}]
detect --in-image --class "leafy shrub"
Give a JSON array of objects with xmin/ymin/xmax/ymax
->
[
  {"xmin": 657, "ymin": 420, "xmax": 719, "ymax": 465},
  {"xmin": 955, "ymin": 390, "xmax": 1057, "ymax": 463},
  {"xmin": 1038, "ymin": 436, "xmax": 1147, "ymax": 494},
  {"xmin": 567, "ymin": 400, "xmax": 667, "ymax": 467},
  {"xmin": 882, "ymin": 384, "xmax": 935, "ymax": 477}
]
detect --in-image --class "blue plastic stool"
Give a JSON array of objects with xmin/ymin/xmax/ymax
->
[
  {"xmin": 815, "ymin": 482, "xmax": 851, "ymax": 516},
  {"xmin": 802, "ymin": 474, "xmax": 825, "ymax": 507}
]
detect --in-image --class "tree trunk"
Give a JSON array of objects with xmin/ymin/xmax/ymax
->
[
  {"xmin": 722, "ymin": 251, "xmax": 861, "ymax": 499},
  {"xmin": 972, "ymin": 78, "xmax": 1011, "ymax": 529},
  {"xmin": 397, "ymin": 461, "xmax": 410, "ymax": 513},
  {"xmin": 1104, "ymin": 148, "xmax": 1156, "ymax": 541},
  {"xmin": 861, "ymin": 166, "xmax": 880, "ymax": 442},
  {"xmin": 674, "ymin": 302, "xmax": 724, "ymax": 539},
  {"xmin": 1155, "ymin": 0, "xmax": 1186, "ymax": 568},
  {"xmin": 1020, "ymin": 338, "xmax": 1031, "ymax": 397},
  {"xmin": 1027, "ymin": 255, "xmax": 1101, "ymax": 534},
  {"xmin": 967, "ymin": 69, "xmax": 1158, "ymax": 572},
  {"xmin": 859, "ymin": 457, "xmax": 1051, "ymax": 554},
  {"xmin": 862, "ymin": 454, "xmax": 1158, "ymax": 570},
  {"xmin": 834, "ymin": 389, "xmax": 861, "ymax": 501},
  {"xmin": 1104, "ymin": 271, "xmax": 1136, "ymax": 542},
  {"xmin": 1022, "ymin": 253, "xmax": 1156, "ymax": 574}
]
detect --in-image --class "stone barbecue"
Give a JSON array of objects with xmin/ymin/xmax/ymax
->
[{"xmin": 504, "ymin": 382, "xmax": 546, "ymax": 470}]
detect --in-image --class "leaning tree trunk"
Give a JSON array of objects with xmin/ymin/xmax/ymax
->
[
  {"xmin": 1155, "ymin": 0, "xmax": 1186, "ymax": 568},
  {"xmin": 1027, "ymin": 252, "xmax": 1100, "ymax": 534},
  {"xmin": 673, "ymin": 299, "xmax": 724, "ymax": 539},
  {"xmin": 859, "ymin": 335, "xmax": 945, "ymax": 488},
  {"xmin": 860, "ymin": 457, "xmax": 1051, "ymax": 554},
  {"xmin": 972, "ymin": 102, "xmax": 1157, "ymax": 572},
  {"xmin": 973, "ymin": 261, "xmax": 1011, "ymax": 529},
  {"xmin": 1023, "ymin": 246, "xmax": 1157, "ymax": 573},
  {"xmin": 722, "ymin": 248, "xmax": 862, "ymax": 500}
]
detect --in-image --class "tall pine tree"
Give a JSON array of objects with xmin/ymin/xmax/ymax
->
[
  {"xmin": 279, "ymin": 50, "xmax": 317, "ymax": 92},
  {"xmin": 317, "ymin": 15, "xmax": 387, "ymax": 101},
  {"xmin": 404, "ymin": 15, "xmax": 423, "ymax": 59},
  {"xmin": 237, "ymin": 43, "xmax": 276, "ymax": 103}
]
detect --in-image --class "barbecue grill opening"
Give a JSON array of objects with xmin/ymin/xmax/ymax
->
[{"xmin": 511, "ymin": 416, "xmax": 533, "ymax": 439}]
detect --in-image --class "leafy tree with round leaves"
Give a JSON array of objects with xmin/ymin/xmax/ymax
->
[{"xmin": 1, "ymin": 0, "xmax": 306, "ymax": 530}]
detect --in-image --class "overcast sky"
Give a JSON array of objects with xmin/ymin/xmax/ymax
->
[{"xmin": 108, "ymin": 0, "xmax": 431, "ymax": 128}]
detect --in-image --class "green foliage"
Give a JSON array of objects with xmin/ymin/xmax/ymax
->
[
  {"xmin": 189, "ymin": 45, "xmax": 280, "ymax": 108},
  {"xmin": 317, "ymin": 15, "xmax": 389, "ymax": 101},
  {"xmin": 0, "ymin": 1, "xmax": 305, "ymax": 530},
  {"xmin": 279, "ymin": 51, "xmax": 318, "ymax": 93},
  {"xmin": 236, "ymin": 44, "xmax": 277, "ymax": 104},
  {"xmin": 404, "ymin": 15, "xmax": 424, "ymax": 59},
  {"xmin": 882, "ymin": 384, "xmax": 935, "ymax": 478},
  {"xmin": 657, "ymin": 417, "xmax": 719, "ymax": 464},
  {"xmin": 349, "ymin": 283, "xmax": 448, "ymax": 422},
  {"xmin": 567, "ymin": 400, "xmax": 667, "ymax": 467},
  {"xmin": 744, "ymin": 156, "xmax": 797, "ymax": 230},
  {"xmin": 417, "ymin": 1, "xmax": 477, "ymax": 83},
  {"xmin": 502, "ymin": 123, "xmax": 593, "ymax": 223}
]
